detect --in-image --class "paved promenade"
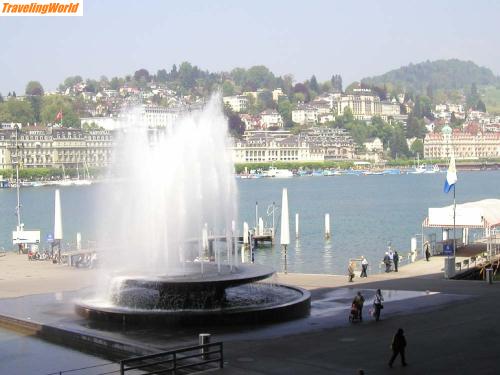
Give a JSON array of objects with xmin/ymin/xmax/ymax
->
[
  {"xmin": 1, "ymin": 252, "xmax": 499, "ymax": 374},
  {"xmin": 0, "ymin": 252, "xmax": 98, "ymax": 298}
]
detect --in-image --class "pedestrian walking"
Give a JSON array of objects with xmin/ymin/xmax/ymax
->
[
  {"xmin": 372, "ymin": 289, "xmax": 384, "ymax": 321},
  {"xmin": 393, "ymin": 250, "xmax": 399, "ymax": 272},
  {"xmin": 348, "ymin": 261, "xmax": 355, "ymax": 282},
  {"xmin": 383, "ymin": 252, "xmax": 391, "ymax": 272},
  {"xmin": 425, "ymin": 242, "xmax": 431, "ymax": 261},
  {"xmin": 352, "ymin": 291, "xmax": 365, "ymax": 321},
  {"xmin": 388, "ymin": 328, "xmax": 407, "ymax": 368},
  {"xmin": 360, "ymin": 256, "xmax": 368, "ymax": 277}
]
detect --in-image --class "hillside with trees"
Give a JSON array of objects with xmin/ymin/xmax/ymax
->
[{"xmin": 361, "ymin": 59, "xmax": 499, "ymax": 95}]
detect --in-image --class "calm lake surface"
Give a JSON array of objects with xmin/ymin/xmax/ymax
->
[{"xmin": 1, "ymin": 171, "xmax": 498, "ymax": 275}]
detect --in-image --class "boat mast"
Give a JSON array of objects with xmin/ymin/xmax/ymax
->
[{"xmin": 15, "ymin": 126, "xmax": 21, "ymax": 230}]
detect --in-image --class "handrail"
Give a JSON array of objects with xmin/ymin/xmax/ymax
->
[
  {"xmin": 120, "ymin": 341, "xmax": 223, "ymax": 374},
  {"xmin": 44, "ymin": 361, "xmax": 117, "ymax": 375}
]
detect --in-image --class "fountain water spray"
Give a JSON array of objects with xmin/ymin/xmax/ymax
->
[{"xmin": 77, "ymin": 97, "xmax": 310, "ymax": 325}]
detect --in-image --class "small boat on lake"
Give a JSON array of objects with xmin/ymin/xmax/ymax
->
[{"xmin": 264, "ymin": 166, "xmax": 293, "ymax": 178}]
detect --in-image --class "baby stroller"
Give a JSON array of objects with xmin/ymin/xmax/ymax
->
[{"xmin": 349, "ymin": 303, "xmax": 361, "ymax": 323}]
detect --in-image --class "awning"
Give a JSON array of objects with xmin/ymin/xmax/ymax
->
[{"xmin": 422, "ymin": 199, "xmax": 500, "ymax": 229}]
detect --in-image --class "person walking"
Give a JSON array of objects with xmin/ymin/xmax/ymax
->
[
  {"xmin": 383, "ymin": 252, "xmax": 391, "ymax": 272},
  {"xmin": 372, "ymin": 289, "xmax": 384, "ymax": 321},
  {"xmin": 353, "ymin": 292, "xmax": 365, "ymax": 322},
  {"xmin": 389, "ymin": 328, "xmax": 407, "ymax": 368},
  {"xmin": 348, "ymin": 261, "xmax": 355, "ymax": 282},
  {"xmin": 352, "ymin": 291, "xmax": 365, "ymax": 321},
  {"xmin": 425, "ymin": 242, "xmax": 431, "ymax": 261},
  {"xmin": 360, "ymin": 256, "xmax": 368, "ymax": 277},
  {"xmin": 393, "ymin": 250, "xmax": 399, "ymax": 272}
]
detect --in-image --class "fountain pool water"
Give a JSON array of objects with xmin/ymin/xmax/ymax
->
[{"xmin": 76, "ymin": 97, "xmax": 310, "ymax": 325}]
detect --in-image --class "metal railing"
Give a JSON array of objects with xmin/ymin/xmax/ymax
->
[
  {"xmin": 120, "ymin": 341, "xmax": 224, "ymax": 374},
  {"xmin": 45, "ymin": 361, "xmax": 119, "ymax": 375}
]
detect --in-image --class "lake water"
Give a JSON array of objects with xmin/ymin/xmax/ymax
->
[{"xmin": 1, "ymin": 171, "xmax": 499, "ymax": 275}]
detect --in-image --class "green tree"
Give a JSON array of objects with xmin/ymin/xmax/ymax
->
[
  {"xmin": 156, "ymin": 69, "xmax": 168, "ymax": 83},
  {"xmin": 223, "ymin": 103, "xmax": 245, "ymax": 137},
  {"xmin": 58, "ymin": 76, "xmax": 83, "ymax": 92},
  {"xmin": 292, "ymin": 83, "xmax": 310, "ymax": 102},
  {"xmin": 389, "ymin": 125, "xmax": 410, "ymax": 158},
  {"xmin": 277, "ymin": 98, "xmax": 293, "ymax": 128},
  {"xmin": 309, "ymin": 75, "xmax": 320, "ymax": 94},
  {"xmin": 99, "ymin": 75, "xmax": 109, "ymax": 89},
  {"xmin": 257, "ymin": 90, "xmax": 274, "ymax": 110},
  {"xmin": 372, "ymin": 116, "xmax": 392, "ymax": 147},
  {"xmin": 230, "ymin": 67, "xmax": 247, "ymax": 88},
  {"xmin": 25, "ymin": 81, "xmax": 44, "ymax": 123},
  {"xmin": 406, "ymin": 114, "xmax": 426, "ymax": 138},
  {"xmin": 331, "ymin": 74, "xmax": 343, "ymax": 92},
  {"xmin": 169, "ymin": 64, "xmax": 178, "ymax": 80},
  {"xmin": 410, "ymin": 139, "xmax": 424, "ymax": 157},
  {"xmin": 134, "ymin": 68, "xmax": 150, "ymax": 82},
  {"xmin": 41, "ymin": 95, "xmax": 80, "ymax": 128},
  {"xmin": 110, "ymin": 77, "xmax": 124, "ymax": 90},
  {"xmin": 178, "ymin": 62, "xmax": 199, "ymax": 91},
  {"xmin": 26, "ymin": 96, "xmax": 42, "ymax": 123},
  {"xmin": 413, "ymin": 95, "xmax": 433, "ymax": 118},
  {"xmin": 0, "ymin": 98, "xmax": 35, "ymax": 124},
  {"xmin": 85, "ymin": 79, "xmax": 99, "ymax": 93},
  {"xmin": 222, "ymin": 80, "xmax": 235, "ymax": 96},
  {"xmin": 244, "ymin": 65, "xmax": 276, "ymax": 91},
  {"xmin": 476, "ymin": 99, "xmax": 486, "ymax": 112},
  {"xmin": 25, "ymin": 81, "xmax": 44, "ymax": 96}
]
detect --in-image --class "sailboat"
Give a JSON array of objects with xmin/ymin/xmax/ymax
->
[
  {"xmin": 56, "ymin": 164, "xmax": 73, "ymax": 186},
  {"xmin": 74, "ymin": 162, "xmax": 92, "ymax": 185},
  {"xmin": 11, "ymin": 127, "xmax": 40, "ymax": 252},
  {"xmin": 408, "ymin": 154, "xmax": 425, "ymax": 174}
]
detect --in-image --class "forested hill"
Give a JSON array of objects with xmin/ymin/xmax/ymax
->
[{"xmin": 361, "ymin": 59, "xmax": 499, "ymax": 93}]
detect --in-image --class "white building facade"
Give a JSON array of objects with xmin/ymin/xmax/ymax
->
[{"xmin": 424, "ymin": 125, "xmax": 500, "ymax": 160}]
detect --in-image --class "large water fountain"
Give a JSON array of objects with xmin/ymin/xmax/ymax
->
[{"xmin": 76, "ymin": 98, "xmax": 310, "ymax": 325}]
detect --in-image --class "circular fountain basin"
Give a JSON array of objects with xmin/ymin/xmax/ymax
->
[{"xmin": 76, "ymin": 264, "xmax": 310, "ymax": 326}]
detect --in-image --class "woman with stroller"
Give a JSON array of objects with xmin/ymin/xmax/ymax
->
[{"xmin": 372, "ymin": 289, "xmax": 384, "ymax": 321}]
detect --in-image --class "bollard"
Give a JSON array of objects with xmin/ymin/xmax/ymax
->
[
  {"xmin": 485, "ymin": 268, "xmax": 493, "ymax": 284},
  {"xmin": 199, "ymin": 333, "xmax": 211, "ymax": 360}
]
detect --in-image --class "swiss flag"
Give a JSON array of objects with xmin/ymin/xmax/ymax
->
[{"xmin": 55, "ymin": 111, "xmax": 63, "ymax": 122}]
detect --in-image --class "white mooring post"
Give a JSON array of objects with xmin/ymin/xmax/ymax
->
[
  {"xmin": 324, "ymin": 213, "xmax": 331, "ymax": 239},
  {"xmin": 232, "ymin": 220, "xmax": 237, "ymax": 267},
  {"xmin": 280, "ymin": 188, "xmax": 290, "ymax": 274},
  {"xmin": 295, "ymin": 213, "xmax": 299, "ymax": 239},
  {"xmin": 243, "ymin": 222, "xmax": 249, "ymax": 263},
  {"xmin": 255, "ymin": 201, "xmax": 258, "ymax": 234},
  {"xmin": 54, "ymin": 189, "xmax": 63, "ymax": 262},
  {"xmin": 258, "ymin": 217, "xmax": 264, "ymax": 237},
  {"xmin": 411, "ymin": 237, "xmax": 417, "ymax": 262}
]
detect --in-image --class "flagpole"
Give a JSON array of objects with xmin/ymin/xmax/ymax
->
[{"xmin": 453, "ymin": 184, "xmax": 456, "ymax": 258}]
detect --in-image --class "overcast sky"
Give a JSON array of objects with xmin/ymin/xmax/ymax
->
[{"xmin": 1, "ymin": 0, "xmax": 500, "ymax": 94}]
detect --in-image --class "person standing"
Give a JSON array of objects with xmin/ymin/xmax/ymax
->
[
  {"xmin": 360, "ymin": 256, "xmax": 368, "ymax": 277},
  {"xmin": 348, "ymin": 261, "xmax": 355, "ymax": 282},
  {"xmin": 373, "ymin": 289, "xmax": 384, "ymax": 321},
  {"xmin": 383, "ymin": 252, "xmax": 391, "ymax": 272},
  {"xmin": 425, "ymin": 242, "xmax": 431, "ymax": 261},
  {"xmin": 393, "ymin": 250, "xmax": 399, "ymax": 272},
  {"xmin": 389, "ymin": 328, "xmax": 407, "ymax": 368}
]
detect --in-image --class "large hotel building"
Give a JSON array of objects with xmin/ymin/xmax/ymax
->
[
  {"xmin": 0, "ymin": 126, "xmax": 113, "ymax": 169},
  {"xmin": 424, "ymin": 125, "xmax": 500, "ymax": 160}
]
